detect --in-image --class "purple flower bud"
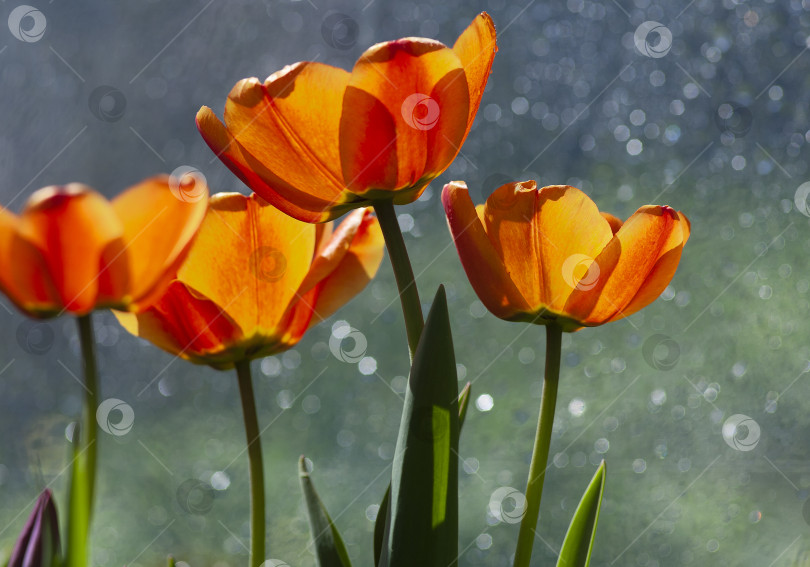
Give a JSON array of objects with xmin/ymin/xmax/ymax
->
[{"xmin": 8, "ymin": 489, "xmax": 60, "ymax": 567}]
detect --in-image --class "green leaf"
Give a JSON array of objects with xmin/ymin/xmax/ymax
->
[
  {"xmin": 372, "ymin": 486, "xmax": 390, "ymax": 567},
  {"xmin": 382, "ymin": 285, "xmax": 459, "ymax": 567},
  {"xmin": 167, "ymin": 556, "xmax": 177, "ymax": 567},
  {"xmin": 65, "ymin": 423, "xmax": 91, "ymax": 567},
  {"xmin": 299, "ymin": 456, "xmax": 352, "ymax": 567},
  {"xmin": 373, "ymin": 384, "xmax": 471, "ymax": 565},
  {"xmin": 457, "ymin": 382, "xmax": 471, "ymax": 429},
  {"xmin": 557, "ymin": 460, "xmax": 607, "ymax": 567},
  {"xmin": 374, "ymin": 382, "xmax": 470, "ymax": 566}
]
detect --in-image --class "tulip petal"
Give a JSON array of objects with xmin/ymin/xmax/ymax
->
[
  {"xmin": 17, "ymin": 185, "xmax": 123, "ymax": 314},
  {"xmin": 607, "ymin": 209, "xmax": 689, "ymax": 321},
  {"xmin": 197, "ymin": 106, "xmax": 345, "ymax": 223},
  {"xmin": 452, "ymin": 12, "xmax": 497, "ymax": 137},
  {"xmin": 176, "ymin": 192, "xmax": 316, "ymax": 338},
  {"xmin": 114, "ymin": 281, "xmax": 243, "ymax": 367},
  {"xmin": 442, "ymin": 181, "xmax": 530, "ymax": 320},
  {"xmin": 482, "ymin": 183, "xmax": 614, "ymax": 313},
  {"xmin": 108, "ymin": 175, "xmax": 208, "ymax": 311},
  {"xmin": 217, "ymin": 65, "xmax": 350, "ymax": 215},
  {"xmin": 0, "ymin": 208, "xmax": 60, "ymax": 315},
  {"xmin": 340, "ymin": 39, "xmax": 469, "ymax": 196},
  {"xmin": 601, "ymin": 212, "xmax": 623, "ymax": 235},
  {"xmin": 305, "ymin": 208, "xmax": 384, "ymax": 326},
  {"xmin": 565, "ymin": 206, "xmax": 687, "ymax": 324}
]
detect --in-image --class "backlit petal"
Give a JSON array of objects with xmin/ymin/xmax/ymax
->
[
  {"xmin": 17, "ymin": 185, "xmax": 123, "ymax": 314},
  {"xmin": 607, "ymin": 209, "xmax": 689, "ymax": 321},
  {"xmin": 221, "ymin": 65, "xmax": 348, "ymax": 210},
  {"xmin": 0, "ymin": 207, "xmax": 60, "ymax": 314},
  {"xmin": 442, "ymin": 181, "xmax": 529, "ymax": 319},
  {"xmin": 197, "ymin": 106, "xmax": 341, "ymax": 223},
  {"xmin": 176, "ymin": 192, "xmax": 316, "ymax": 337},
  {"xmin": 482, "ymin": 183, "xmax": 613, "ymax": 313},
  {"xmin": 110, "ymin": 175, "xmax": 208, "ymax": 311},
  {"xmin": 340, "ymin": 39, "xmax": 469, "ymax": 195},
  {"xmin": 565, "ymin": 206, "xmax": 685, "ymax": 324},
  {"xmin": 306, "ymin": 208, "xmax": 384, "ymax": 326},
  {"xmin": 114, "ymin": 281, "xmax": 243, "ymax": 367},
  {"xmin": 601, "ymin": 212, "xmax": 623, "ymax": 235},
  {"xmin": 452, "ymin": 12, "xmax": 497, "ymax": 137}
]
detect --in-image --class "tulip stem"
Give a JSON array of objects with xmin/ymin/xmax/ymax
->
[
  {"xmin": 69, "ymin": 314, "xmax": 99, "ymax": 567},
  {"xmin": 235, "ymin": 359, "xmax": 266, "ymax": 567},
  {"xmin": 373, "ymin": 199, "xmax": 424, "ymax": 359},
  {"xmin": 513, "ymin": 323, "xmax": 562, "ymax": 567}
]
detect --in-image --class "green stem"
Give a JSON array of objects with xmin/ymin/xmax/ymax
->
[
  {"xmin": 373, "ymin": 199, "xmax": 424, "ymax": 360},
  {"xmin": 235, "ymin": 360, "xmax": 265, "ymax": 567},
  {"xmin": 513, "ymin": 324, "xmax": 563, "ymax": 567},
  {"xmin": 69, "ymin": 314, "xmax": 99, "ymax": 567}
]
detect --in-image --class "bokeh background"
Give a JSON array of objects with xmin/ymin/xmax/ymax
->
[{"xmin": 1, "ymin": 0, "xmax": 809, "ymax": 565}]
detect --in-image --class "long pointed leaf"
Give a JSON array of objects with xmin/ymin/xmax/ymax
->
[
  {"xmin": 457, "ymin": 382, "xmax": 471, "ymax": 429},
  {"xmin": 557, "ymin": 460, "xmax": 606, "ymax": 567},
  {"xmin": 299, "ymin": 456, "xmax": 352, "ymax": 567},
  {"xmin": 382, "ymin": 285, "xmax": 459, "ymax": 567},
  {"xmin": 374, "ymin": 381, "xmax": 471, "ymax": 566},
  {"xmin": 372, "ymin": 486, "xmax": 390, "ymax": 567}
]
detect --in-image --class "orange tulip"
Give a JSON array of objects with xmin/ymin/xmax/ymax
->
[
  {"xmin": 0, "ymin": 175, "xmax": 208, "ymax": 317},
  {"xmin": 442, "ymin": 180, "xmax": 690, "ymax": 331},
  {"xmin": 115, "ymin": 193, "xmax": 384, "ymax": 369},
  {"xmin": 196, "ymin": 13, "xmax": 497, "ymax": 223}
]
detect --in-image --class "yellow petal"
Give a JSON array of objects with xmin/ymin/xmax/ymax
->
[
  {"xmin": 482, "ymin": 183, "xmax": 613, "ymax": 313},
  {"xmin": 176, "ymin": 192, "xmax": 316, "ymax": 338},
  {"xmin": 110, "ymin": 175, "xmax": 208, "ymax": 310},
  {"xmin": 601, "ymin": 211, "xmax": 623, "ymax": 235}
]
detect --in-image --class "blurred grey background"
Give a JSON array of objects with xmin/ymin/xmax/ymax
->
[{"xmin": 1, "ymin": 0, "xmax": 810, "ymax": 565}]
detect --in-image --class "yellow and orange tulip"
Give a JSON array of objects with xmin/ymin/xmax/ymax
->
[
  {"xmin": 442, "ymin": 180, "xmax": 690, "ymax": 331},
  {"xmin": 0, "ymin": 175, "xmax": 208, "ymax": 317},
  {"xmin": 115, "ymin": 193, "xmax": 384, "ymax": 369},
  {"xmin": 196, "ymin": 13, "xmax": 497, "ymax": 223}
]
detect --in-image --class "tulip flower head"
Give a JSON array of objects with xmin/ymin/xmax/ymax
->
[
  {"xmin": 442, "ymin": 180, "xmax": 690, "ymax": 331},
  {"xmin": 0, "ymin": 175, "xmax": 208, "ymax": 318},
  {"xmin": 197, "ymin": 13, "xmax": 497, "ymax": 223},
  {"xmin": 116, "ymin": 193, "xmax": 384, "ymax": 369}
]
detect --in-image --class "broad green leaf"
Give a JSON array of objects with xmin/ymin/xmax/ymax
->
[
  {"xmin": 382, "ymin": 286, "xmax": 459, "ymax": 567},
  {"xmin": 557, "ymin": 460, "xmax": 607, "ymax": 567},
  {"xmin": 65, "ymin": 424, "xmax": 91, "ymax": 567},
  {"xmin": 299, "ymin": 456, "xmax": 352, "ymax": 567},
  {"xmin": 373, "ymin": 382, "xmax": 471, "ymax": 566}
]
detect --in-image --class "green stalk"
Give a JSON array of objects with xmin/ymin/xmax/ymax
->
[
  {"xmin": 513, "ymin": 324, "xmax": 563, "ymax": 567},
  {"xmin": 373, "ymin": 199, "xmax": 424, "ymax": 360},
  {"xmin": 235, "ymin": 359, "xmax": 265, "ymax": 567},
  {"xmin": 68, "ymin": 314, "xmax": 99, "ymax": 567}
]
